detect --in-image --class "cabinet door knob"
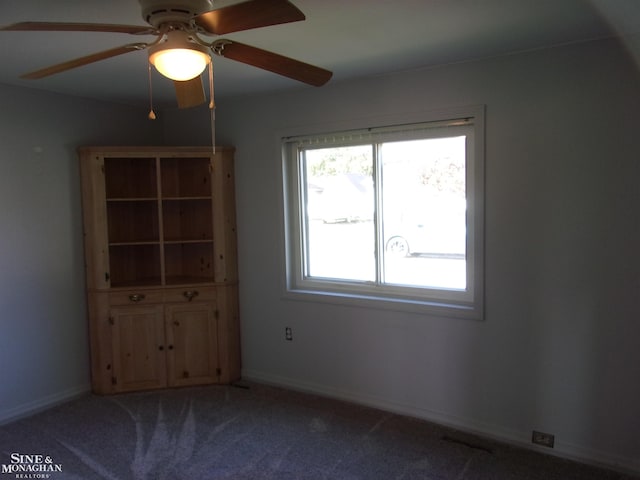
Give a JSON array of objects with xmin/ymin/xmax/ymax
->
[
  {"xmin": 158, "ymin": 345, "xmax": 164, "ymax": 351},
  {"xmin": 183, "ymin": 290, "xmax": 199, "ymax": 302},
  {"xmin": 129, "ymin": 294, "xmax": 145, "ymax": 303}
]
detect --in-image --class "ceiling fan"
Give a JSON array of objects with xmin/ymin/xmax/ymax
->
[{"xmin": 0, "ymin": 0, "xmax": 333, "ymax": 108}]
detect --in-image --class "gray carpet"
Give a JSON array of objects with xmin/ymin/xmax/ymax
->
[{"xmin": 0, "ymin": 382, "xmax": 636, "ymax": 479}]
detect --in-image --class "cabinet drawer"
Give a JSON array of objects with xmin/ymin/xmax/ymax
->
[
  {"xmin": 164, "ymin": 287, "xmax": 216, "ymax": 303},
  {"xmin": 109, "ymin": 291, "xmax": 163, "ymax": 306}
]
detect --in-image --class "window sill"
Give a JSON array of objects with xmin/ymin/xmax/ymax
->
[{"xmin": 283, "ymin": 287, "xmax": 483, "ymax": 321}]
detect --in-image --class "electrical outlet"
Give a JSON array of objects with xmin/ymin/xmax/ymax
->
[
  {"xmin": 285, "ymin": 327, "xmax": 293, "ymax": 341},
  {"xmin": 532, "ymin": 431, "xmax": 555, "ymax": 448}
]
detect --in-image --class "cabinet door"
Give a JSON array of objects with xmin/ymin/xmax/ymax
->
[
  {"xmin": 110, "ymin": 305, "xmax": 166, "ymax": 392},
  {"xmin": 165, "ymin": 303, "xmax": 219, "ymax": 387}
]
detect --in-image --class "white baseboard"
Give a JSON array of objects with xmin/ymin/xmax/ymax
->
[
  {"xmin": 242, "ymin": 369, "xmax": 639, "ymax": 476},
  {"xmin": 0, "ymin": 384, "xmax": 91, "ymax": 426}
]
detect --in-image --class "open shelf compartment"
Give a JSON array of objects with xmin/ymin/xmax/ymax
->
[
  {"xmin": 105, "ymin": 157, "xmax": 157, "ymax": 199},
  {"xmin": 107, "ymin": 200, "xmax": 159, "ymax": 244},
  {"xmin": 109, "ymin": 244, "xmax": 161, "ymax": 287},
  {"xmin": 164, "ymin": 242, "xmax": 215, "ymax": 285},
  {"xmin": 162, "ymin": 199, "xmax": 213, "ymax": 242},
  {"xmin": 161, "ymin": 157, "xmax": 212, "ymax": 198}
]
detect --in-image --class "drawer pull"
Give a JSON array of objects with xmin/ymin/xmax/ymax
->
[
  {"xmin": 129, "ymin": 294, "xmax": 145, "ymax": 303},
  {"xmin": 183, "ymin": 290, "xmax": 199, "ymax": 302}
]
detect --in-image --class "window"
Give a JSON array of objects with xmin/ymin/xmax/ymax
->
[{"xmin": 282, "ymin": 108, "xmax": 484, "ymax": 319}]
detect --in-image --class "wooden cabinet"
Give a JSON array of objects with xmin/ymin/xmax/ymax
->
[{"xmin": 79, "ymin": 146, "xmax": 240, "ymax": 394}]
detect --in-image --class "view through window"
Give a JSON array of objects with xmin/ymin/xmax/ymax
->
[{"xmin": 304, "ymin": 137, "xmax": 466, "ymax": 289}]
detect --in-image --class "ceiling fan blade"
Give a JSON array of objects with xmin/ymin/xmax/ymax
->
[
  {"xmin": 0, "ymin": 21, "xmax": 155, "ymax": 35},
  {"xmin": 174, "ymin": 77, "xmax": 206, "ymax": 108},
  {"xmin": 195, "ymin": 0, "xmax": 304, "ymax": 35},
  {"xmin": 21, "ymin": 43, "xmax": 149, "ymax": 79},
  {"xmin": 213, "ymin": 40, "xmax": 332, "ymax": 87}
]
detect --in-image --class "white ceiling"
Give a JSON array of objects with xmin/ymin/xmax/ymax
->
[{"xmin": 0, "ymin": 0, "xmax": 639, "ymax": 109}]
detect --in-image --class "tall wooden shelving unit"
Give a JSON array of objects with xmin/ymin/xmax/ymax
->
[{"xmin": 78, "ymin": 146, "xmax": 240, "ymax": 394}]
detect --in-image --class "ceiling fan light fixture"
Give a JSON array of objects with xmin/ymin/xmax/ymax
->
[{"xmin": 149, "ymin": 31, "xmax": 210, "ymax": 81}]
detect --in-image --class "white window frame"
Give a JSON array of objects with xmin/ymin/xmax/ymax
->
[{"xmin": 281, "ymin": 106, "xmax": 484, "ymax": 320}]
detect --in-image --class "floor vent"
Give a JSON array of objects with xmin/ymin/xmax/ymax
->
[{"xmin": 442, "ymin": 435, "xmax": 494, "ymax": 454}]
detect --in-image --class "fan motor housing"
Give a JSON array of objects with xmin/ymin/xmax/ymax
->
[{"xmin": 139, "ymin": 0, "xmax": 213, "ymax": 27}]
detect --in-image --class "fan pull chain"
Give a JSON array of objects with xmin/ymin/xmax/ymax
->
[
  {"xmin": 147, "ymin": 63, "xmax": 156, "ymax": 120},
  {"xmin": 208, "ymin": 61, "xmax": 216, "ymax": 154}
]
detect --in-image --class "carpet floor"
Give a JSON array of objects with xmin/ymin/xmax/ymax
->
[{"xmin": 0, "ymin": 382, "xmax": 636, "ymax": 479}]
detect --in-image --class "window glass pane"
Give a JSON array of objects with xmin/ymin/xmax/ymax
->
[
  {"xmin": 380, "ymin": 137, "xmax": 467, "ymax": 289},
  {"xmin": 303, "ymin": 146, "xmax": 375, "ymax": 281}
]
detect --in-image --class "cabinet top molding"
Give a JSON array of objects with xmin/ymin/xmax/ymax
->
[{"xmin": 78, "ymin": 145, "xmax": 235, "ymax": 155}]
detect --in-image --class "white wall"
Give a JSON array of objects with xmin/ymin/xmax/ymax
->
[
  {"xmin": 0, "ymin": 85, "xmax": 161, "ymax": 422},
  {"xmin": 168, "ymin": 37, "xmax": 640, "ymax": 473}
]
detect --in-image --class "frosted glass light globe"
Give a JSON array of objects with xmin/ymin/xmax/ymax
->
[{"xmin": 149, "ymin": 31, "xmax": 210, "ymax": 81}]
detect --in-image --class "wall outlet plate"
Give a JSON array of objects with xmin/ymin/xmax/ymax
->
[
  {"xmin": 285, "ymin": 327, "xmax": 293, "ymax": 341},
  {"xmin": 532, "ymin": 430, "xmax": 555, "ymax": 448}
]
